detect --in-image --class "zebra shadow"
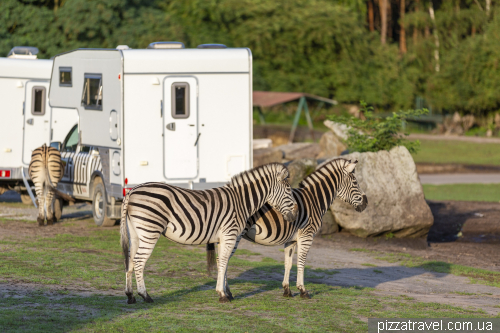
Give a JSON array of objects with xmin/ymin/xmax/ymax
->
[{"xmin": 219, "ymin": 261, "xmax": 454, "ymax": 300}]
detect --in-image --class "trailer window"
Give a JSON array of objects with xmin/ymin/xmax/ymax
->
[
  {"xmin": 31, "ymin": 86, "xmax": 46, "ymax": 115},
  {"xmin": 62, "ymin": 125, "xmax": 79, "ymax": 153},
  {"xmin": 171, "ymin": 83, "xmax": 189, "ymax": 118},
  {"xmin": 59, "ymin": 67, "xmax": 72, "ymax": 87},
  {"xmin": 81, "ymin": 74, "xmax": 102, "ymax": 110}
]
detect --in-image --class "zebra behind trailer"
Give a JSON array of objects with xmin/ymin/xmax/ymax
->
[{"xmin": 48, "ymin": 43, "xmax": 253, "ymax": 226}]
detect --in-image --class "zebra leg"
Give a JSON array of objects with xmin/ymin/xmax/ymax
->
[
  {"xmin": 216, "ymin": 236, "xmax": 237, "ymax": 303},
  {"xmin": 45, "ymin": 190, "xmax": 55, "ymax": 226},
  {"xmin": 125, "ymin": 218, "xmax": 139, "ymax": 304},
  {"xmin": 133, "ymin": 232, "xmax": 160, "ymax": 303},
  {"xmin": 36, "ymin": 187, "xmax": 45, "ymax": 227},
  {"xmin": 296, "ymin": 234, "xmax": 313, "ymax": 299},
  {"xmin": 282, "ymin": 241, "xmax": 297, "ymax": 297}
]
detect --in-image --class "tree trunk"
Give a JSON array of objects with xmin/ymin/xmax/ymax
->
[
  {"xmin": 379, "ymin": 0, "xmax": 387, "ymax": 44},
  {"xmin": 429, "ymin": 1, "xmax": 440, "ymax": 72},
  {"xmin": 486, "ymin": 0, "xmax": 491, "ymax": 16},
  {"xmin": 413, "ymin": 0, "xmax": 419, "ymax": 46},
  {"xmin": 368, "ymin": 0, "xmax": 375, "ymax": 32},
  {"xmin": 400, "ymin": 0, "xmax": 407, "ymax": 54}
]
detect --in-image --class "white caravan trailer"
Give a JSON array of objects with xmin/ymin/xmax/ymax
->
[
  {"xmin": 0, "ymin": 47, "xmax": 77, "ymax": 203},
  {"xmin": 49, "ymin": 43, "xmax": 253, "ymax": 226}
]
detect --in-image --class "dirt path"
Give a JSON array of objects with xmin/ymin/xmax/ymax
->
[
  {"xmin": 419, "ymin": 173, "xmax": 500, "ymax": 184},
  {"xmin": 238, "ymin": 238, "xmax": 500, "ymax": 316}
]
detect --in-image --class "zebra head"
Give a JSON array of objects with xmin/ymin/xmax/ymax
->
[
  {"xmin": 336, "ymin": 159, "xmax": 368, "ymax": 212},
  {"xmin": 265, "ymin": 164, "xmax": 298, "ymax": 222}
]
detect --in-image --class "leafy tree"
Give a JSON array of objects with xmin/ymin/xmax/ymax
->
[{"xmin": 329, "ymin": 101, "xmax": 429, "ymax": 153}]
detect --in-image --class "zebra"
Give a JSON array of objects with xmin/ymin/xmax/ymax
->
[
  {"xmin": 207, "ymin": 158, "xmax": 368, "ymax": 299},
  {"xmin": 28, "ymin": 143, "xmax": 68, "ymax": 226},
  {"xmin": 120, "ymin": 163, "xmax": 298, "ymax": 304}
]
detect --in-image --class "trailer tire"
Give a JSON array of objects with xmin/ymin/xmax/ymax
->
[
  {"xmin": 54, "ymin": 198, "xmax": 63, "ymax": 222},
  {"xmin": 92, "ymin": 177, "xmax": 115, "ymax": 227},
  {"xmin": 20, "ymin": 193, "xmax": 34, "ymax": 205}
]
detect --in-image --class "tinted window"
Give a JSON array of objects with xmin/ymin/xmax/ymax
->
[
  {"xmin": 171, "ymin": 83, "xmax": 189, "ymax": 118},
  {"xmin": 62, "ymin": 125, "xmax": 79, "ymax": 153},
  {"xmin": 59, "ymin": 67, "xmax": 72, "ymax": 87},
  {"xmin": 81, "ymin": 74, "xmax": 102, "ymax": 110},
  {"xmin": 31, "ymin": 86, "xmax": 46, "ymax": 115}
]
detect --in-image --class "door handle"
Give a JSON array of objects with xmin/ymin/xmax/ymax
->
[
  {"xmin": 166, "ymin": 123, "xmax": 176, "ymax": 131},
  {"xmin": 194, "ymin": 133, "xmax": 201, "ymax": 146},
  {"xmin": 26, "ymin": 119, "xmax": 34, "ymax": 125}
]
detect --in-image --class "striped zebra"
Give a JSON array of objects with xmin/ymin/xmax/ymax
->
[
  {"xmin": 208, "ymin": 158, "xmax": 368, "ymax": 299},
  {"xmin": 120, "ymin": 163, "xmax": 298, "ymax": 304},
  {"xmin": 28, "ymin": 144, "xmax": 65, "ymax": 226}
]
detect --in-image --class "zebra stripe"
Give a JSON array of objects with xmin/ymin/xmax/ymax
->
[
  {"xmin": 120, "ymin": 163, "xmax": 298, "ymax": 304},
  {"xmin": 28, "ymin": 143, "xmax": 64, "ymax": 226},
  {"xmin": 221, "ymin": 158, "xmax": 368, "ymax": 298}
]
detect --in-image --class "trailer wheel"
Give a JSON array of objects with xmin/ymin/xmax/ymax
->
[
  {"xmin": 92, "ymin": 177, "xmax": 115, "ymax": 227},
  {"xmin": 20, "ymin": 193, "xmax": 34, "ymax": 205},
  {"xmin": 54, "ymin": 198, "xmax": 63, "ymax": 222}
]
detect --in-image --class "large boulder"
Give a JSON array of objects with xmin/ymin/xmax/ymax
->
[
  {"xmin": 331, "ymin": 146, "xmax": 434, "ymax": 238},
  {"xmin": 320, "ymin": 210, "xmax": 339, "ymax": 235}
]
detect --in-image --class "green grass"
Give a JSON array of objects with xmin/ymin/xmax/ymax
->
[
  {"xmin": 422, "ymin": 184, "xmax": 500, "ymax": 202},
  {"xmin": 0, "ymin": 221, "xmax": 494, "ymax": 332},
  {"xmin": 412, "ymin": 140, "xmax": 500, "ymax": 165}
]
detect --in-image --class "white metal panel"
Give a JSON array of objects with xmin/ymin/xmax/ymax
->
[
  {"xmin": 122, "ymin": 49, "xmax": 250, "ymax": 74},
  {"xmin": 51, "ymin": 108, "xmax": 78, "ymax": 143},
  {"xmin": 23, "ymin": 81, "xmax": 51, "ymax": 165},
  {"xmin": 0, "ymin": 78, "xmax": 28, "ymax": 168},
  {"xmin": 123, "ymin": 75, "xmax": 164, "ymax": 185},
  {"xmin": 163, "ymin": 77, "xmax": 198, "ymax": 180},
  {"xmin": 0, "ymin": 58, "xmax": 52, "ymax": 79}
]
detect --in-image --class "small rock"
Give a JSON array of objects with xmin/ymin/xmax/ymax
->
[
  {"xmin": 287, "ymin": 159, "xmax": 318, "ymax": 188},
  {"xmin": 317, "ymin": 132, "xmax": 346, "ymax": 159},
  {"xmin": 253, "ymin": 147, "xmax": 283, "ymax": 167},
  {"xmin": 277, "ymin": 143, "xmax": 321, "ymax": 160},
  {"xmin": 474, "ymin": 212, "xmax": 484, "ymax": 217}
]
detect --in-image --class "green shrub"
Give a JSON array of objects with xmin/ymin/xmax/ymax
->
[{"xmin": 329, "ymin": 101, "xmax": 428, "ymax": 153}]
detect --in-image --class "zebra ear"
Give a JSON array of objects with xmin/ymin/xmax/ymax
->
[
  {"xmin": 345, "ymin": 159, "xmax": 358, "ymax": 173},
  {"xmin": 279, "ymin": 168, "xmax": 289, "ymax": 181}
]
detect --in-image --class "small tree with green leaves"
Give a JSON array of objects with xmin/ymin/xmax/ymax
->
[{"xmin": 329, "ymin": 101, "xmax": 429, "ymax": 153}]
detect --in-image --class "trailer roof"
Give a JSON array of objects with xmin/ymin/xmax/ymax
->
[
  {"xmin": 0, "ymin": 57, "xmax": 52, "ymax": 79},
  {"xmin": 122, "ymin": 48, "xmax": 251, "ymax": 74}
]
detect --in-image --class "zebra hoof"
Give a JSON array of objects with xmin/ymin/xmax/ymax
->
[
  {"xmin": 127, "ymin": 296, "xmax": 136, "ymax": 304},
  {"xmin": 219, "ymin": 296, "xmax": 231, "ymax": 303},
  {"xmin": 144, "ymin": 295, "xmax": 154, "ymax": 303},
  {"xmin": 300, "ymin": 290, "xmax": 311, "ymax": 299},
  {"xmin": 227, "ymin": 291, "xmax": 234, "ymax": 301},
  {"xmin": 46, "ymin": 219, "xmax": 54, "ymax": 226},
  {"xmin": 283, "ymin": 287, "xmax": 293, "ymax": 298},
  {"xmin": 37, "ymin": 218, "xmax": 45, "ymax": 227}
]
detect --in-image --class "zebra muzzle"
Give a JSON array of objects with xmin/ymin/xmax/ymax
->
[
  {"xmin": 355, "ymin": 195, "xmax": 368, "ymax": 212},
  {"xmin": 285, "ymin": 204, "xmax": 299, "ymax": 222}
]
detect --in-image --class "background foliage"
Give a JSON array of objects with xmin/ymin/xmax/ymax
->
[{"xmin": 1, "ymin": 0, "xmax": 499, "ymax": 115}]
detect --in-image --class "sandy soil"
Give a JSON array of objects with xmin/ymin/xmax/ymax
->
[{"xmin": 1, "ymin": 195, "xmax": 500, "ymax": 315}]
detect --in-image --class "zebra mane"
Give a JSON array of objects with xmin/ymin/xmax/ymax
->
[
  {"xmin": 229, "ymin": 163, "xmax": 287, "ymax": 187},
  {"xmin": 299, "ymin": 158, "xmax": 349, "ymax": 188}
]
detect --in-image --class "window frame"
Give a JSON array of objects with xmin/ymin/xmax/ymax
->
[
  {"xmin": 59, "ymin": 67, "xmax": 72, "ymax": 87},
  {"xmin": 171, "ymin": 82, "xmax": 190, "ymax": 119},
  {"xmin": 62, "ymin": 124, "xmax": 79, "ymax": 153},
  {"xmin": 31, "ymin": 86, "xmax": 46, "ymax": 116},
  {"xmin": 81, "ymin": 73, "xmax": 103, "ymax": 111}
]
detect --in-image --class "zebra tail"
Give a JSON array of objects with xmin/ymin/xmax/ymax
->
[
  {"xmin": 44, "ymin": 165, "xmax": 75, "ymax": 202},
  {"xmin": 120, "ymin": 193, "xmax": 131, "ymax": 272},
  {"xmin": 206, "ymin": 243, "xmax": 217, "ymax": 275}
]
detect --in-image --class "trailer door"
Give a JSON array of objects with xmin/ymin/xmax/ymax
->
[
  {"xmin": 163, "ymin": 77, "xmax": 198, "ymax": 180},
  {"xmin": 23, "ymin": 82, "xmax": 51, "ymax": 165}
]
